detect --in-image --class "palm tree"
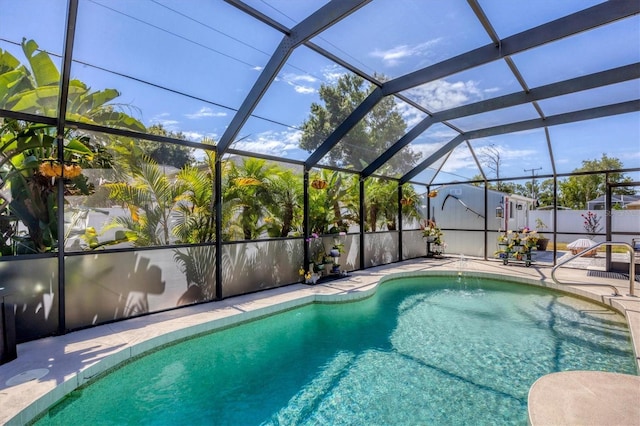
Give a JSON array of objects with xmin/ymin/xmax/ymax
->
[
  {"xmin": 400, "ymin": 184, "xmax": 421, "ymax": 225},
  {"xmin": 365, "ymin": 177, "xmax": 397, "ymax": 231},
  {"xmin": 308, "ymin": 169, "xmax": 358, "ymax": 234},
  {"xmin": 172, "ymin": 146, "xmax": 216, "ymax": 244},
  {"xmin": 264, "ymin": 168, "xmax": 303, "ymax": 237},
  {"xmin": 105, "ymin": 158, "xmax": 186, "ymax": 246},
  {"xmin": 224, "ymin": 157, "xmax": 278, "ymax": 240}
]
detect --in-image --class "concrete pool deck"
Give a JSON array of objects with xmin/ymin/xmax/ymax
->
[{"xmin": 1, "ymin": 257, "xmax": 638, "ymax": 425}]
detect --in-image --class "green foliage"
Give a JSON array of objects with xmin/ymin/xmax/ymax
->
[
  {"xmin": 144, "ymin": 124, "xmax": 195, "ymax": 169},
  {"xmin": 401, "ymin": 184, "xmax": 421, "ymax": 222},
  {"xmin": 172, "ymin": 154, "xmax": 216, "ymax": 244},
  {"xmin": 308, "ymin": 169, "xmax": 358, "ymax": 234},
  {"xmin": 365, "ymin": 177, "xmax": 397, "ymax": 231},
  {"xmin": 264, "ymin": 168, "xmax": 303, "ymax": 238},
  {"xmin": 0, "ymin": 39, "xmax": 145, "ymax": 255},
  {"xmin": 559, "ymin": 154, "xmax": 633, "ymax": 209},
  {"xmin": 300, "ymin": 74, "xmax": 419, "ymax": 174},
  {"xmin": 105, "ymin": 158, "xmax": 187, "ymax": 246},
  {"xmin": 472, "ymin": 153, "xmax": 635, "ymax": 210},
  {"xmin": 223, "ymin": 157, "xmax": 278, "ymax": 240},
  {"xmin": 0, "ymin": 120, "xmax": 95, "ymax": 253},
  {"xmin": 536, "ymin": 179, "xmax": 555, "ymax": 208}
]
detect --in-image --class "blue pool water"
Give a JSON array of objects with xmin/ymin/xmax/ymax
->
[{"xmin": 36, "ymin": 277, "xmax": 636, "ymax": 425}]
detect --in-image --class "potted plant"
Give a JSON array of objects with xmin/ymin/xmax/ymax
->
[
  {"xmin": 329, "ymin": 232, "xmax": 346, "ymax": 257},
  {"xmin": 421, "ymin": 219, "xmax": 445, "ymax": 256},
  {"xmin": 421, "ymin": 219, "xmax": 443, "ymax": 244},
  {"xmin": 522, "ymin": 228, "xmax": 538, "ymax": 252},
  {"xmin": 534, "ymin": 218, "xmax": 550, "ymax": 251}
]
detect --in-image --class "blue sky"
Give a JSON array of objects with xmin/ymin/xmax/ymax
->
[{"xmin": 0, "ymin": 0, "xmax": 638, "ymax": 183}]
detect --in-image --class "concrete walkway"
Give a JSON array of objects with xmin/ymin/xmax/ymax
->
[{"xmin": 1, "ymin": 257, "xmax": 638, "ymax": 425}]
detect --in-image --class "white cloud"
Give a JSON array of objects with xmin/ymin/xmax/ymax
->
[
  {"xmin": 428, "ymin": 128, "xmax": 459, "ymax": 140},
  {"xmin": 370, "ymin": 39, "xmax": 441, "ymax": 67},
  {"xmin": 626, "ymin": 150, "xmax": 640, "ymax": 159},
  {"xmin": 406, "ymin": 79, "xmax": 484, "ymax": 111},
  {"xmin": 185, "ymin": 107, "xmax": 227, "ymax": 120},
  {"xmin": 149, "ymin": 113, "xmax": 180, "ymax": 130},
  {"xmin": 232, "ymin": 129, "xmax": 302, "ymax": 156},
  {"xmin": 154, "ymin": 119, "xmax": 179, "ymax": 127},
  {"xmin": 280, "ymin": 72, "xmax": 318, "ymax": 95},
  {"xmin": 322, "ymin": 66, "xmax": 346, "ymax": 83},
  {"xmin": 285, "ymin": 73, "xmax": 317, "ymax": 84},
  {"xmin": 294, "ymin": 85, "xmax": 315, "ymax": 94},
  {"xmin": 407, "ymin": 140, "xmax": 540, "ymax": 178},
  {"xmin": 440, "ymin": 148, "xmax": 479, "ymax": 174},
  {"xmin": 182, "ymin": 131, "xmax": 204, "ymax": 141},
  {"xmin": 412, "ymin": 141, "xmax": 446, "ymax": 160},
  {"xmin": 405, "ymin": 112, "xmax": 425, "ymax": 129}
]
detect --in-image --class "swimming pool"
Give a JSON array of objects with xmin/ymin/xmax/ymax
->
[{"xmin": 34, "ymin": 276, "xmax": 636, "ymax": 425}]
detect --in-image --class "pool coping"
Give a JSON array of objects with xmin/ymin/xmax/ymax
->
[{"xmin": 1, "ymin": 258, "xmax": 638, "ymax": 425}]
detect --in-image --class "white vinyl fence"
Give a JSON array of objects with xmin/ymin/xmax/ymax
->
[{"xmin": 528, "ymin": 210, "xmax": 640, "ymax": 244}]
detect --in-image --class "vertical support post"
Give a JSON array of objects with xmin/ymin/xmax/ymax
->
[
  {"xmin": 605, "ymin": 177, "xmax": 612, "ymax": 271},
  {"xmin": 303, "ymin": 168, "xmax": 310, "ymax": 269},
  {"xmin": 359, "ymin": 178, "xmax": 366, "ymax": 270},
  {"xmin": 55, "ymin": 0, "xmax": 80, "ymax": 335},
  {"xmin": 426, "ymin": 186, "xmax": 431, "ymax": 221},
  {"xmin": 0, "ymin": 294, "xmax": 17, "ymax": 364},
  {"xmin": 628, "ymin": 248, "xmax": 636, "ymax": 297},
  {"xmin": 552, "ymin": 176, "xmax": 558, "ymax": 266},
  {"xmin": 214, "ymin": 154, "xmax": 223, "ymax": 300},
  {"xmin": 484, "ymin": 184, "xmax": 489, "ymax": 260},
  {"xmin": 398, "ymin": 183, "xmax": 403, "ymax": 261}
]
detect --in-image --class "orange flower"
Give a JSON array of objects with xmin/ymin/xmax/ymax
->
[
  {"xmin": 63, "ymin": 164, "xmax": 82, "ymax": 179},
  {"xmin": 39, "ymin": 162, "xmax": 63, "ymax": 178}
]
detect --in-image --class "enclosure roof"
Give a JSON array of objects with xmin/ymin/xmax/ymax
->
[{"xmin": 0, "ymin": 0, "xmax": 638, "ymax": 184}]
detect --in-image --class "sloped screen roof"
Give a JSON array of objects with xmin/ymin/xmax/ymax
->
[{"xmin": 0, "ymin": 0, "xmax": 638, "ymax": 184}]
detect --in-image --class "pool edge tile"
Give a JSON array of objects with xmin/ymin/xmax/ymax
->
[{"xmin": 2, "ymin": 259, "xmax": 638, "ymax": 425}]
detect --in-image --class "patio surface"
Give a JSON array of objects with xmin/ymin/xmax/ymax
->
[{"xmin": 1, "ymin": 256, "xmax": 638, "ymax": 425}]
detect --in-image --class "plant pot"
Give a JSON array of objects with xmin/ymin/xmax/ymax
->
[
  {"xmin": 329, "ymin": 248, "xmax": 340, "ymax": 257},
  {"xmin": 536, "ymin": 238, "xmax": 549, "ymax": 251},
  {"xmin": 426, "ymin": 236, "xmax": 436, "ymax": 243}
]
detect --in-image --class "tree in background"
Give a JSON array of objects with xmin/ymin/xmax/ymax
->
[
  {"xmin": 536, "ymin": 179, "xmax": 555, "ymax": 207},
  {"xmin": 559, "ymin": 154, "xmax": 634, "ymax": 209},
  {"xmin": 479, "ymin": 144, "xmax": 503, "ymax": 192},
  {"xmin": 471, "ymin": 153, "xmax": 636, "ymax": 209},
  {"xmin": 144, "ymin": 124, "xmax": 195, "ymax": 169},
  {"xmin": 300, "ymin": 74, "xmax": 419, "ymax": 175}
]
